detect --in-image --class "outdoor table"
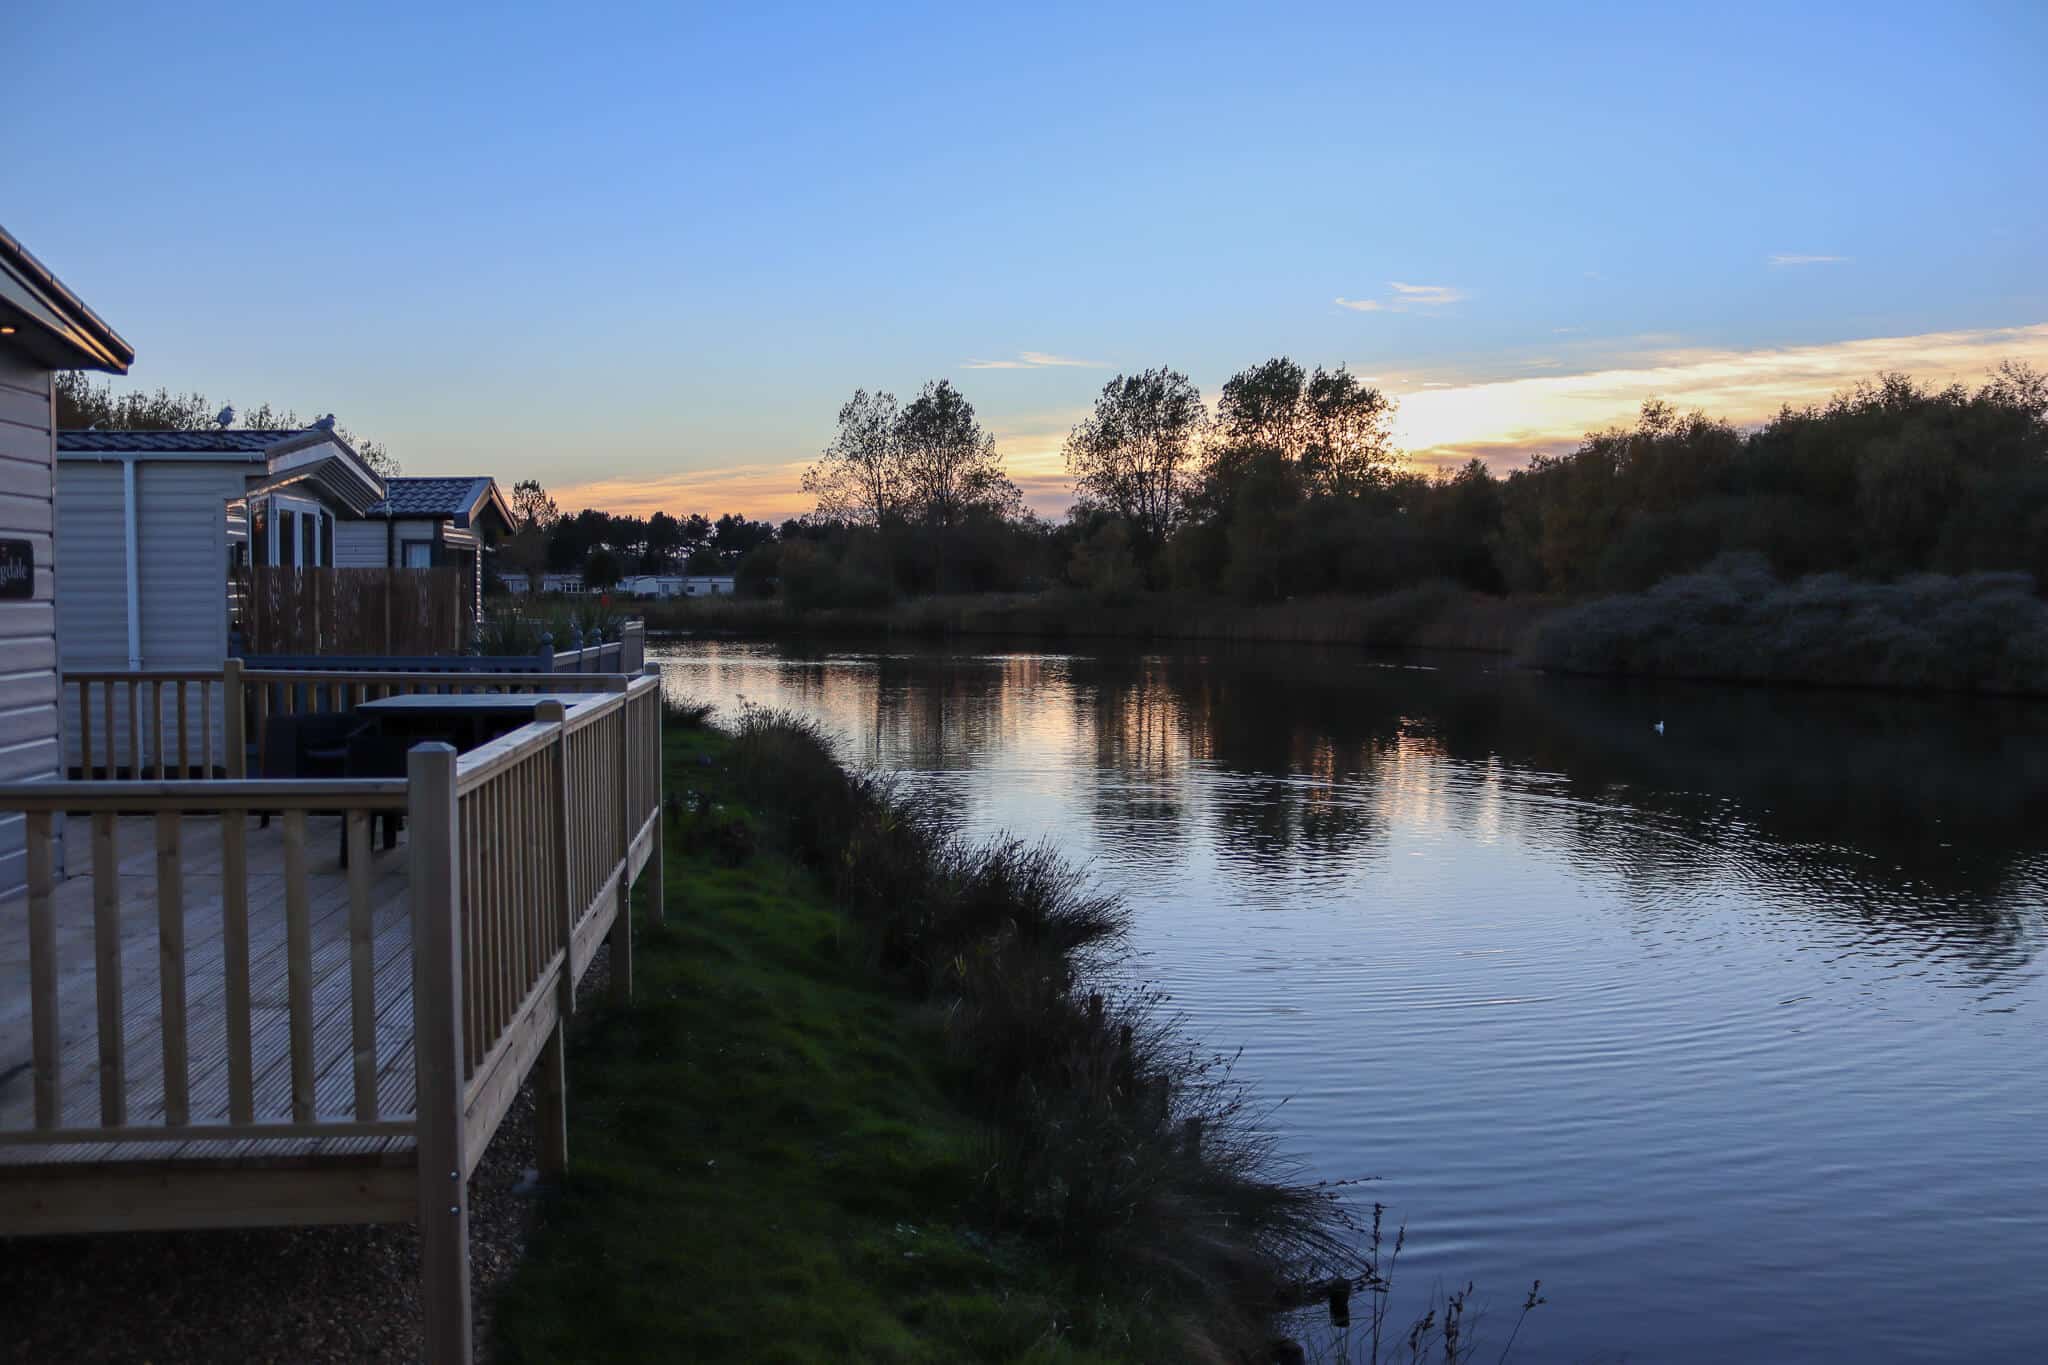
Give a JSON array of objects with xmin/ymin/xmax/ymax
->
[{"xmin": 354, "ymin": 692, "xmax": 601, "ymax": 753}]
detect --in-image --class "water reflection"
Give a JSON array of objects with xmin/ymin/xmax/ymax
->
[
  {"xmin": 657, "ymin": 638, "xmax": 2048, "ymax": 1363},
  {"xmin": 680, "ymin": 640, "xmax": 2048, "ymax": 978}
]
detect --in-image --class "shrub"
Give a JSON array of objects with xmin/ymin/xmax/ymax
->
[{"xmin": 1522, "ymin": 556, "xmax": 2048, "ymax": 694}]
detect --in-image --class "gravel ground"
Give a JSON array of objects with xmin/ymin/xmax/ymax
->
[{"xmin": 0, "ymin": 948, "xmax": 613, "ymax": 1365}]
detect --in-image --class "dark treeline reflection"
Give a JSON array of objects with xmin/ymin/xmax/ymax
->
[{"xmin": 674, "ymin": 640, "xmax": 2048, "ymax": 974}]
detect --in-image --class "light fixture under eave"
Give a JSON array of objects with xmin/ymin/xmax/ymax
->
[{"xmin": 0, "ymin": 325, "xmax": 16, "ymax": 335}]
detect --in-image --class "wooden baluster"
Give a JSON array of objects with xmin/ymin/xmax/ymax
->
[
  {"xmin": 201, "ymin": 679, "xmax": 214, "ymax": 778},
  {"xmin": 347, "ymin": 810, "xmax": 379, "ymax": 1120},
  {"xmin": 148, "ymin": 680, "xmax": 163, "ymax": 779},
  {"xmin": 408, "ymin": 742, "xmax": 473, "ymax": 1365},
  {"xmin": 221, "ymin": 809, "xmax": 254, "ymax": 1123},
  {"xmin": 126, "ymin": 678, "xmax": 139, "ymax": 779},
  {"xmin": 101, "ymin": 677, "xmax": 115, "ymax": 779},
  {"xmin": 283, "ymin": 809, "xmax": 315, "ymax": 1123},
  {"xmin": 92, "ymin": 813, "xmax": 126, "ymax": 1126},
  {"xmin": 155, "ymin": 811, "xmax": 189, "ymax": 1125},
  {"xmin": 26, "ymin": 812, "xmax": 58, "ymax": 1129},
  {"xmin": 176, "ymin": 679, "xmax": 190, "ymax": 778},
  {"xmin": 77, "ymin": 680, "xmax": 92, "ymax": 779}
]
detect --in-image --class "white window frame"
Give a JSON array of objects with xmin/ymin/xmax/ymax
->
[{"xmin": 264, "ymin": 494, "xmax": 326, "ymax": 568}]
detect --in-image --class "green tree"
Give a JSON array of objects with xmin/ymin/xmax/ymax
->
[
  {"xmin": 896, "ymin": 380, "xmax": 1020, "ymax": 529},
  {"xmin": 1063, "ymin": 367, "xmax": 1206, "ymax": 560},
  {"xmin": 583, "ymin": 547, "xmax": 623, "ymax": 591},
  {"xmin": 1212, "ymin": 357, "xmax": 1397, "ymax": 497},
  {"xmin": 55, "ymin": 374, "xmax": 399, "ymax": 475}
]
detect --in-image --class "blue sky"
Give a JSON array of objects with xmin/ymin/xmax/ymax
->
[{"xmin": 9, "ymin": 1, "xmax": 2045, "ymax": 515}]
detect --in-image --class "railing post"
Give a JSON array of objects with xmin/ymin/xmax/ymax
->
[
  {"xmin": 534, "ymin": 700, "xmax": 573, "ymax": 1177},
  {"xmin": 409, "ymin": 742, "xmax": 473, "ymax": 1365},
  {"xmin": 223, "ymin": 658, "xmax": 246, "ymax": 779},
  {"xmin": 606, "ymin": 676, "xmax": 632, "ymax": 1000},
  {"xmin": 643, "ymin": 666, "xmax": 664, "ymax": 926},
  {"xmin": 536, "ymin": 700, "xmax": 576, "ymax": 1017}
]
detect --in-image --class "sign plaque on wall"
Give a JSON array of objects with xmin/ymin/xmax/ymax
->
[{"xmin": 0, "ymin": 538, "xmax": 34, "ymax": 600}]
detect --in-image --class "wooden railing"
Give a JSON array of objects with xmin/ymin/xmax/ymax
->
[
  {"xmin": 0, "ymin": 778, "xmax": 411, "ymax": 1143},
  {"xmin": 444, "ymin": 675, "xmax": 663, "ymax": 1173},
  {"xmin": 227, "ymin": 663, "xmax": 620, "ymax": 778},
  {"xmin": 62, "ymin": 670, "xmax": 226, "ymax": 779},
  {"xmin": 5, "ymin": 666, "xmax": 664, "ymax": 1365}
]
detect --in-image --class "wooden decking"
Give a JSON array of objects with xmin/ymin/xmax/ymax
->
[
  {"xmin": 0, "ymin": 667, "xmax": 665, "ymax": 1360},
  {"xmin": 0, "ymin": 814, "xmax": 416, "ymax": 1165}
]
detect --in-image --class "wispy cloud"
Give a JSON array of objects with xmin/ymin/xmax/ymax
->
[
  {"xmin": 1768, "ymin": 253, "xmax": 1850, "ymax": 267},
  {"xmin": 1336, "ymin": 281, "xmax": 1468, "ymax": 313},
  {"xmin": 961, "ymin": 351, "xmax": 1104, "ymax": 370},
  {"xmin": 1389, "ymin": 282, "xmax": 1467, "ymax": 305}
]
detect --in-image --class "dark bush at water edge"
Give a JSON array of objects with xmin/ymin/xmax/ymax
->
[
  {"xmin": 726, "ymin": 707, "xmax": 1346, "ymax": 1358},
  {"xmin": 722, "ymin": 706, "xmax": 1544, "ymax": 1362},
  {"xmin": 1521, "ymin": 555, "xmax": 2048, "ymax": 695}
]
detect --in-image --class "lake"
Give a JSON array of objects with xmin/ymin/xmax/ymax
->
[{"xmin": 651, "ymin": 638, "xmax": 2048, "ymax": 1364}]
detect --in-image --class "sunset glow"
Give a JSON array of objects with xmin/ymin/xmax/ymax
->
[{"xmin": 556, "ymin": 323, "xmax": 2048, "ymax": 519}]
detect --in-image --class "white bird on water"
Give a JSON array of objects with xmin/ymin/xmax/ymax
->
[{"xmin": 1653, "ymin": 720, "xmax": 1665, "ymax": 736}]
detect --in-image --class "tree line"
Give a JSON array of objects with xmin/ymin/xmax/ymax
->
[
  {"xmin": 761, "ymin": 356, "xmax": 2048, "ymax": 607},
  {"xmin": 495, "ymin": 480, "xmax": 781, "ymax": 590}
]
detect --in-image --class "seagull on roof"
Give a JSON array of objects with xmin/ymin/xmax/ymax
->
[{"xmin": 215, "ymin": 404, "xmax": 234, "ymax": 429}]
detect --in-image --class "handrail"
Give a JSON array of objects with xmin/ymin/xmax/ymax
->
[
  {"xmin": 0, "ymin": 778, "xmax": 408, "ymax": 813},
  {"xmin": 240, "ymin": 668, "xmax": 619, "ymax": 687},
  {"xmin": 454, "ymin": 720, "xmax": 560, "ymax": 790}
]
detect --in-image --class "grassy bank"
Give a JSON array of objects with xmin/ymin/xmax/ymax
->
[
  {"xmin": 1521, "ymin": 557, "xmax": 2048, "ymax": 696},
  {"xmin": 495, "ymin": 704, "xmax": 1356, "ymax": 1363},
  {"xmin": 635, "ymin": 584, "xmax": 1555, "ymax": 654}
]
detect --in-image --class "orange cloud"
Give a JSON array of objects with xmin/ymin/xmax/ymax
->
[
  {"xmin": 1392, "ymin": 322, "xmax": 2048, "ymax": 472},
  {"xmin": 550, "ymin": 323, "xmax": 2048, "ymax": 519},
  {"xmin": 552, "ymin": 461, "xmax": 816, "ymax": 521}
]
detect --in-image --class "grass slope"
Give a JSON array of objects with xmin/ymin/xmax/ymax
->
[{"xmin": 495, "ymin": 725, "xmax": 1154, "ymax": 1364}]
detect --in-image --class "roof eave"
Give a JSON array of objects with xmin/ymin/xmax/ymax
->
[{"xmin": 0, "ymin": 222, "xmax": 134, "ymax": 374}]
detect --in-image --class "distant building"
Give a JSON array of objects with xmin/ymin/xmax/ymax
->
[{"xmin": 619, "ymin": 573, "xmax": 734, "ymax": 599}]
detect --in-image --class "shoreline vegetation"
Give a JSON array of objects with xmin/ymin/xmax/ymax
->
[
  {"xmin": 497, "ymin": 361, "xmax": 2048, "ymax": 700},
  {"xmin": 632, "ymin": 582, "xmax": 1553, "ymax": 655},
  {"xmin": 627, "ymin": 563, "xmax": 2048, "ymax": 697},
  {"xmin": 498, "ymin": 700, "xmax": 1541, "ymax": 1363}
]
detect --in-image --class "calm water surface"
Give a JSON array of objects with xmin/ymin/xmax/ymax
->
[{"xmin": 655, "ymin": 639, "xmax": 2048, "ymax": 1363}]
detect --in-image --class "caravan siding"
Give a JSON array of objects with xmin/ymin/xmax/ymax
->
[
  {"xmin": 0, "ymin": 354, "xmax": 61, "ymax": 893},
  {"xmin": 52, "ymin": 459, "xmax": 128, "ymax": 671},
  {"xmin": 137, "ymin": 463, "xmax": 237, "ymax": 669},
  {"xmin": 333, "ymin": 519, "xmax": 385, "ymax": 567},
  {"xmin": 55, "ymin": 458, "xmax": 237, "ymax": 774}
]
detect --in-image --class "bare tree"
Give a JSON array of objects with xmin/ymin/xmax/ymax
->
[
  {"xmin": 1064, "ymin": 367, "xmax": 1206, "ymax": 553},
  {"xmin": 803, "ymin": 388, "xmax": 903, "ymax": 526}
]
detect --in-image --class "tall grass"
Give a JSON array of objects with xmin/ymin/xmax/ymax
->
[
  {"xmin": 1522, "ymin": 555, "xmax": 2048, "ymax": 695},
  {"xmin": 718, "ymin": 707, "xmax": 1546, "ymax": 1360},
  {"xmin": 724, "ymin": 707, "xmax": 1362, "ymax": 1358}
]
